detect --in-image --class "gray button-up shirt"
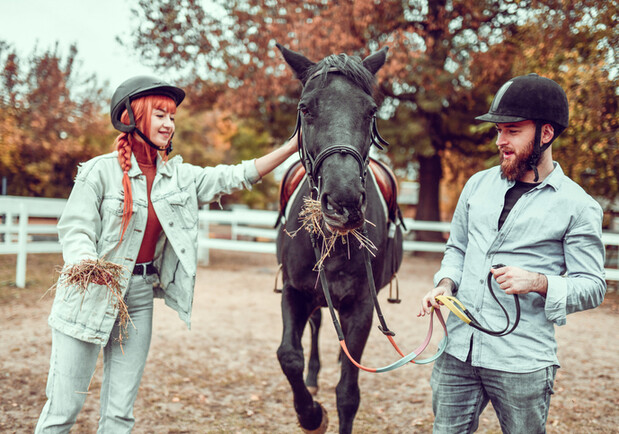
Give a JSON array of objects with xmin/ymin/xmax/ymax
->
[{"xmin": 434, "ymin": 162, "xmax": 606, "ymax": 372}]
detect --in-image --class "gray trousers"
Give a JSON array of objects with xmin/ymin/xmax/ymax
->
[{"xmin": 35, "ymin": 274, "xmax": 156, "ymax": 433}]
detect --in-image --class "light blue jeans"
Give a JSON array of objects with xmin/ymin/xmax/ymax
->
[
  {"xmin": 430, "ymin": 352, "xmax": 557, "ymax": 434},
  {"xmin": 35, "ymin": 274, "xmax": 156, "ymax": 433}
]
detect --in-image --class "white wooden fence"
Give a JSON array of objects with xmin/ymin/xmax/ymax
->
[
  {"xmin": 0, "ymin": 196, "xmax": 66, "ymax": 288},
  {"xmin": 196, "ymin": 208, "xmax": 451, "ymax": 262},
  {"xmin": 197, "ymin": 208, "xmax": 619, "ymax": 282},
  {"xmin": 2, "ymin": 197, "xmax": 618, "ymax": 287}
]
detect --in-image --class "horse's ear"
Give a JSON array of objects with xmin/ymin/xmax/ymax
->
[
  {"xmin": 362, "ymin": 46, "xmax": 389, "ymax": 75},
  {"xmin": 276, "ymin": 43, "xmax": 315, "ymax": 83}
]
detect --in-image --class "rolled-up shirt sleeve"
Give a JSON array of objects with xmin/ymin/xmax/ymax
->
[
  {"xmin": 544, "ymin": 200, "xmax": 606, "ymax": 325},
  {"xmin": 244, "ymin": 158, "xmax": 261, "ymax": 185}
]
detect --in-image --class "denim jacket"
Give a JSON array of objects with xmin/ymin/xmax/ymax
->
[
  {"xmin": 48, "ymin": 151, "xmax": 260, "ymax": 346},
  {"xmin": 434, "ymin": 163, "xmax": 606, "ymax": 372}
]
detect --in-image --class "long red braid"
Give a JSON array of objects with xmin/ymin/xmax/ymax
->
[{"xmin": 114, "ymin": 95, "xmax": 177, "ymax": 242}]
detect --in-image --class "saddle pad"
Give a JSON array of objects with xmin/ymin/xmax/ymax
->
[
  {"xmin": 278, "ymin": 160, "xmax": 306, "ymax": 215},
  {"xmin": 368, "ymin": 159, "xmax": 399, "ymax": 223}
]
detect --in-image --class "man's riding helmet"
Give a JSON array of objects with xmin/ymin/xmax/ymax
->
[
  {"xmin": 476, "ymin": 73, "xmax": 569, "ymax": 181},
  {"xmin": 110, "ymin": 76, "xmax": 185, "ymax": 153}
]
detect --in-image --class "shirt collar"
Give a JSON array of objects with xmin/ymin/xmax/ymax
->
[
  {"xmin": 537, "ymin": 162, "xmax": 564, "ymax": 192},
  {"xmin": 497, "ymin": 161, "xmax": 564, "ymax": 192},
  {"xmin": 127, "ymin": 152, "xmax": 181, "ymax": 178},
  {"xmin": 156, "ymin": 154, "xmax": 182, "ymax": 177}
]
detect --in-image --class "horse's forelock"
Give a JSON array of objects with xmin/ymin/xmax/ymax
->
[{"xmin": 308, "ymin": 53, "xmax": 376, "ymax": 95}]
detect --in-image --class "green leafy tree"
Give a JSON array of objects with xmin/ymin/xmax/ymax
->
[{"xmin": 225, "ymin": 119, "xmax": 281, "ymax": 209}]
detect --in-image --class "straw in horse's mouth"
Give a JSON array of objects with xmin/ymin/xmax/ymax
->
[{"xmin": 285, "ymin": 197, "xmax": 377, "ymax": 270}]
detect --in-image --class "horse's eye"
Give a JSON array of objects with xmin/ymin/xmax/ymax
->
[{"xmin": 298, "ymin": 104, "xmax": 310, "ymax": 117}]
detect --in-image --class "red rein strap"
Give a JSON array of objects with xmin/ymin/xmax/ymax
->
[
  {"xmin": 338, "ymin": 307, "xmax": 448, "ymax": 374},
  {"xmin": 310, "ymin": 219, "xmax": 449, "ymax": 374}
]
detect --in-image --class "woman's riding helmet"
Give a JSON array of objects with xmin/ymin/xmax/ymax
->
[{"xmin": 110, "ymin": 76, "xmax": 185, "ymax": 133}]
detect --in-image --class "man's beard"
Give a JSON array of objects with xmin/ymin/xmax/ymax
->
[{"xmin": 500, "ymin": 140, "xmax": 534, "ymax": 181}]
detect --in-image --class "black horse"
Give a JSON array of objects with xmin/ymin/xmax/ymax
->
[{"xmin": 275, "ymin": 44, "xmax": 404, "ymax": 434}]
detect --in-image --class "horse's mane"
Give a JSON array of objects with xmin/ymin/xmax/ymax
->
[{"xmin": 307, "ymin": 54, "xmax": 375, "ymax": 95}]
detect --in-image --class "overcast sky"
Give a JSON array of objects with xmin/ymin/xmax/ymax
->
[{"xmin": 0, "ymin": 0, "xmax": 157, "ymax": 91}]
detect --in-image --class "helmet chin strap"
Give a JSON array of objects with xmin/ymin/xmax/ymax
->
[
  {"xmin": 528, "ymin": 121, "xmax": 556, "ymax": 182},
  {"xmin": 134, "ymin": 128, "xmax": 174, "ymax": 155}
]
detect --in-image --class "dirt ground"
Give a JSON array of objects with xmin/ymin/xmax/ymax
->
[{"xmin": 1, "ymin": 251, "xmax": 618, "ymax": 434}]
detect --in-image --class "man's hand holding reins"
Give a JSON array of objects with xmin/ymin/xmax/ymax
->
[
  {"xmin": 418, "ymin": 278, "xmax": 457, "ymax": 317},
  {"xmin": 491, "ymin": 265, "xmax": 548, "ymax": 296}
]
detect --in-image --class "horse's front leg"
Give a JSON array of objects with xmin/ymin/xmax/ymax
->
[
  {"xmin": 277, "ymin": 286, "xmax": 328, "ymax": 432},
  {"xmin": 306, "ymin": 308, "xmax": 322, "ymax": 395},
  {"xmin": 336, "ymin": 299, "xmax": 373, "ymax": 434}
]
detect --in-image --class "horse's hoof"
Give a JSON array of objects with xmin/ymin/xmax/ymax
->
[
  {"xmin": 299, "ymin": 402, "xmax": 328, "ymax": 434},
  {"xmin": 307, "ymin": 385, "xmax": 319, "ymax": 396}
]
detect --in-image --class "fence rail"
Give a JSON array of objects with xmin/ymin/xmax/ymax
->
[
  {"xmin": 0, "ymin": 196, "xmax": 66, "ymax": 288},
  {"xmin": 2, "ymin": 197, "xmax": 618, "ymax": 287}
]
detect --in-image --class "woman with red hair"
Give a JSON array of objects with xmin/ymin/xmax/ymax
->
[{"xmin": 35, "ymin": 76, "xmax": 298, "ymax": 433}]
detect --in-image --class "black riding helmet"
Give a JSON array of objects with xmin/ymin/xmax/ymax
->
[
  {"xmin": 110, "ymin": 76, "xmax": 185, "ymax": 153},
  {"xmin": 476, "ymin": 73, "xmax": 569, "ymax": 181}
]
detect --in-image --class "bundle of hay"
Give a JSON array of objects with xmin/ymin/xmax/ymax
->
[
  {"xmin": 51, "ymin": 259, "xmax": 131, "ymax": 349},
  {"xmin": 287, "ymin": 197, "xmax": 376, "ymax": 270}
]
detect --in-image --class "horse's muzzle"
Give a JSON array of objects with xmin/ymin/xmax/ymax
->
[{"xmin": 320, "ymin": 192, "xmax": 366, "ymax": 231}]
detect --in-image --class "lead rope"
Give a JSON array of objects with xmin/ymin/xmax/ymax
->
[
  {"xmin": 435, "ymin": 264, "xmax": 521, "ymax": 337},
  {"xmin": 310, "ymin": 231, "xmax": 447, "ymax": 373}
]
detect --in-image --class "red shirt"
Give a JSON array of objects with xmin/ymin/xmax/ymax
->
[{"xmin": 134, "ymin": 146, "xmax": 162, "ymax": 263}]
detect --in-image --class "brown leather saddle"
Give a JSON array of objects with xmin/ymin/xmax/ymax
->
[{"xmin": 277, "ymin": 158, "xmax": 403, "ymax": 225}]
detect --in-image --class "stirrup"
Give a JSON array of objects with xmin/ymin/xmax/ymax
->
[
  {"xmin": 274, "ymin": 263, "xmax": 283, "ymax": 293},
  {"xmin": 387, "ymin": 273, "xmax": 401, "ymax": 303}
]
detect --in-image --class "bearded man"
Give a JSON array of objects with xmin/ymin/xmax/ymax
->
[{"xmin": 417, "ymin": 73, "xmax": 606, "ymax": 433}]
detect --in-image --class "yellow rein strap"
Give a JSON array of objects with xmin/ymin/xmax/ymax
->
[{"xmin": 435, "ymin": 295, "xmax": 472, "ymax": 324}]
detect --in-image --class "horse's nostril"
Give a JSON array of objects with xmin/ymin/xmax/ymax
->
[
  {"xmin": 321, "ymin": 194, "xmax": 336, "ymax": 214},
  {"xmin": 327, "ymin": 195, "xmax": 346, "ymax": 215},
  {"xmin": 358, "ymin": 193, "xmax": 365, "ymax": 208}
]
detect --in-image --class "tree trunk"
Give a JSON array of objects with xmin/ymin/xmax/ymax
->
[{"xmin": 415, "ymin": 153, "xmax": 444, "ymax": 242}]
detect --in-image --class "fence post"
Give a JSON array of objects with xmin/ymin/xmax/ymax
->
[{"xmin": 16, "ymin": 202, "xmax": 28, "ymax": 288}]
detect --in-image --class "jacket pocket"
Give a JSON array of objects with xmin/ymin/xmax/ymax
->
[
  {"xmin": 167, "ymin": 191, "xmax": 197, "ymax": 229},
  {"xmin": 50, "ymin": 281, "xmax": 111, "ymax": 335},
  {"xmin": 101, "ymin": 196, "xmax": 126, "ymax": 242}
]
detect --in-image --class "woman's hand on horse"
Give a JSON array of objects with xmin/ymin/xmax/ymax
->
[{"xmin": 254, "ymin": 130, "xmax": 301, "ymax": 177}]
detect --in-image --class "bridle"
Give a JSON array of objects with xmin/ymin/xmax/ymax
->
[{"xmin": 290, "ymin": 67, "xmax": 390, "ymax": 198}]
